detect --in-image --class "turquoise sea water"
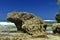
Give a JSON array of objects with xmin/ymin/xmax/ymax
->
[
  {"xmin": 0, "ymin": 20, "xmax": 17, "ymax": 31},
  {"xmin": 0, "ymin": 20, "xmax": 57, "ymax": 22},
  {"xmin": 0, "ymin": 20, "xmax": 9, "ymax": 22}
]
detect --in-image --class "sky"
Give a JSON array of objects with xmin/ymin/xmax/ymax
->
[{"xmin": 0, "ymin": 0, "xmax": 58, "ymax": 20}]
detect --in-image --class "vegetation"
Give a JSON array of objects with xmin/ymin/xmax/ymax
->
[{"xmin": 58, "ymin": 0, "xmax": 60, "ymax": 4}]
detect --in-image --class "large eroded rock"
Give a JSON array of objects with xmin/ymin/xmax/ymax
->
[
  {"xmin": 7, "ymin": 12, "xmax": 47, "ymax": 37},
  {"xmin": 7, "ymin": 12, "xmax": 35, "ymax": 31}
]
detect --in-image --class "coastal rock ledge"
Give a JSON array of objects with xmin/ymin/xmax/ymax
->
[{"xmin": 7, "ymin": 12, "xmax": 47, "ymax": 37}]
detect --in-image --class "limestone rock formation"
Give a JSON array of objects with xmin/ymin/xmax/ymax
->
[
  {"xmin": 55, "ymin": 11, "xmax": 60, "ymax": 23},
  {"xmin": 7, "ymin": 12, "xmax": 47, "ymax": 37},
  {"xmin": 52, "ymin": 23, "xmax": 60, "ymax": 34},
  {"xmin": 7, "ymin": 12, "xmax": 35, "ymax": 31}
]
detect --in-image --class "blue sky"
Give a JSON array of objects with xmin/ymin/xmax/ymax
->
[{"xmin": 0, "ymin": 0, "xmax": 58, "ymax": 20}]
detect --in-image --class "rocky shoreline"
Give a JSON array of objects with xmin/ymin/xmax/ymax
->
[{"xmin": 0, "ymin": 32, "xmax": 60, "ymax": 40}]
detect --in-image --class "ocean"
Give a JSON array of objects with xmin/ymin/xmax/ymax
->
[{"xmin": 0, "ymin": 20, "xmax": 17, "ymax": 32}]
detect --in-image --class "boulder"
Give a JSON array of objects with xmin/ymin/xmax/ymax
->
[
  {"xmin": 7, "ymin": 12, "xmax": 35, "ymax": 31},
  {"xmin": 55, "ymin": 12, "xmax": 60, "ymax": 23},
  {"xmin": 52, "ymin": 23, "xmax": 60, "ymax": 34},
  {"xmin": 7, "ymin": 12, "xmax": 47, "ymax": 37}
]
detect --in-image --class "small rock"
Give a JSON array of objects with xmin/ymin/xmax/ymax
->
[{"xmin": 52, "ymin": 23, "xmax": 60, "ymax": 34}]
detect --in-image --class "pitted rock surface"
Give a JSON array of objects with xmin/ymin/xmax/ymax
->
[
  {"xmin": 52, "ymin": 23, "xmax": 60, "ymax": 34},
  {"xmin": 7, "ymin": 12, "xmax": 47, "ymax": 37}
]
